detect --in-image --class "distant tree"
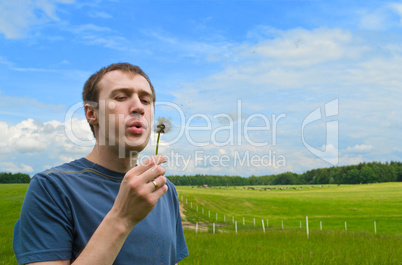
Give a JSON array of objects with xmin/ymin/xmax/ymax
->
[
  {"xmin": 0, "ymin": 172, "xmax": 31, "ymax": 183},
  {"xmin": 166, "ymin": 161, "xmax": 401, "ymax": 186},
  {"xmin": 398, "ymin": 165, "xmax": 402, "ymax": 182},
  {"xmin": 271, "ymin": 172, "xmax": 295, "ymax": 185},
  {"xmin": 315, "ymin": 169, "xmax": 329, "ymax": 184},
  {"xmin": 360, "ymin": 166, "xmax": 376, "ymax": 183}
]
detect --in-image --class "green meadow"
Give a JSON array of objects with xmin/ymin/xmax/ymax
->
[
  {"xmin": 181, "ymin": 230, "xmax": 401, "ymax": 264},
  {"xmin": 0, "ymin": 184, "xmax": 28, "ymax": 265},
  {"xmin": 177, "ymin": 183, "xmax": 402, "ymax": 264},
  {"xmin": 1, "ymin": 183, "xmax": 401, "ymax": 264},
  {"xmin": 177, "ymin": 183, "xmax": 402, "ymax": 235}
]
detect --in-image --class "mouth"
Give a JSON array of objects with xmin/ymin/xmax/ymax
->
[{"xmin": 128, "ymin": 121, "xmax": 145, "ymax": 134}]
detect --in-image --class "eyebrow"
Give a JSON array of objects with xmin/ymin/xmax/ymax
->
[{"xmin": 109, "ymin": 88, "xmax": 153, "ymax": 98}]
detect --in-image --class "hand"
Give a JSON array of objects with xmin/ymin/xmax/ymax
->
[{"xmin": 111, "ymin": 155, "xmax": 169, "ymax": 230}]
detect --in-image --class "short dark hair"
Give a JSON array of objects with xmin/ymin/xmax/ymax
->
[{"xmin": 82, "ymin": 63, "xmax": 155, "ymax": 136}]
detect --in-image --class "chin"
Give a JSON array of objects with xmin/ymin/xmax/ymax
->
[
  {"xmin": 114, "ymin": 133, "xmax": 149, "ymax": 157},
  {"xmin": 115, "ymin": 144, "xmax": 146, "ymax": 160},
  {"xmin": 126, "ymin": 138, "xmax": 149, "ymax": 151}
]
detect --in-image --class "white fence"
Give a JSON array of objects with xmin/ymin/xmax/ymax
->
[{"xmin": 180, "ymin": 194, "xmax": 382, "ymax": 237}]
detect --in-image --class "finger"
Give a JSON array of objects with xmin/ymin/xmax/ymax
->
[
  {"xmin": 149, "ymin": 175, "xmax": 167, "ymax": 192},
  {"xmin": 151, "ymin": 182, "xmax": 169, "ymax": 199},
  {"xmin": 128, "ymin": 155, "xmax": 168, "ymax": 175},
  {"xmin": 138, "ymin": 163, "xmax": 166, "ymax": 184}
]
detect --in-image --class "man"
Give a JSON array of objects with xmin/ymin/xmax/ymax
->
[{"xmin": 13, "ymin": 63, "xmax": 189, "ymax": 265}]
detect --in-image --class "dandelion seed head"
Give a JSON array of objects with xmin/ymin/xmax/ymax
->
[{"xmin": 154, "ymin": 117, "xmax": 172, "ymax": 134}]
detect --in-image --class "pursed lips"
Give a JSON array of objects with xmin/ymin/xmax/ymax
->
[{"xmin": 127, "ymin": 120, "xmax": 145, "ymax": 134}]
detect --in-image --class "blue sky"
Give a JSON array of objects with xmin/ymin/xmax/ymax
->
[{"xmin": 1, "ymin": 0, "xmax": 402, "ymax": 177}]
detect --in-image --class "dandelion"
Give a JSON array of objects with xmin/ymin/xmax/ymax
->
[{"xmin": 154, "ymin": 117, "xmax": 172, "ymax": 155}]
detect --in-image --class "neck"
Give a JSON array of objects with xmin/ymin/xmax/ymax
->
[{"xmin": 86, "ymin": 143, "xmax": 138, "ymax": 173}]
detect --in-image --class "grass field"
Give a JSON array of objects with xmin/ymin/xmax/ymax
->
[
  {"xmin": 181, "ymin": 230, "xmax": 401, "ymax": 265},
  {"xmin": 176, "ymin": 183, "xmax": 402, "ymax": 235},
  {"xmin": 177, "ymin": 183, "xmax": 402, "ymax": 264},
  {"xmin": 1, "ymin": 183, "xmax": 401, "ymax": 264},
  {"xmin": 0, "ymin": 184, "xmax": 28, "ymax": 265}
]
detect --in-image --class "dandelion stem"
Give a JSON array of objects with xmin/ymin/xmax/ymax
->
[
  {"xmin": 156, "ymin": 131, "xmax": 161, "ymax": 155},
  {"xmin": 154, "ymin": 117, "xmax": 171, "ymax": 155}
]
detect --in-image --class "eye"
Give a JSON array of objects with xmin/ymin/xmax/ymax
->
[
  {"xmin": 115, "ymin": 95, "xmax": 127, "ymax": 101},
  {"xmin": 141, "ymin": 98, "xmax": 151, "ymax": 104}
]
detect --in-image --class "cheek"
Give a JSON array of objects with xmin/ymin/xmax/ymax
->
[
  {"xmin": 109, "ymin": 104, "xmax": 127, "ymax": 118},
  {"xmin": 102, "ymin": 109, "xmax": 126, "ymax": 131},
  {"xmin": 145, "ymin": 107, "xmax": 154, "ymax": 126},
  {"xmin": 150, "ymin": 112, "xmax": 154, "ymax": 124}
]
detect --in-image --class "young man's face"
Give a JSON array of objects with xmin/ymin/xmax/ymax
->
[{"xmin": 95, "ymin": 70, "xmax": 154, "ymax": 156}]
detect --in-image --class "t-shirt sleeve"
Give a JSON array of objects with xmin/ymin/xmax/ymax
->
[
  {"xmin": 172, "ymin": 186, "xmax": 189, "ymax": 263},
  {"xmin": 13, "ymin": 174, "xmax": 73, "ymax": 265}
]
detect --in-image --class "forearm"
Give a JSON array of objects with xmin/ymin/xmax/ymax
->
[{"xmin": 71, "ymin": 210, "xmax": 134, "ymax": 265}]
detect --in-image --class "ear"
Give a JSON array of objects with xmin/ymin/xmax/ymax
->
[{"xmin": 85, "ymin": 103, "xmax": 98, "ymax": 126}]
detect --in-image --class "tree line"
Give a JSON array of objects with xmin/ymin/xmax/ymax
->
[
  {"xmin": 2, "ymin": 161, "xmax": 401, "ymax": 185},
  {"xmin": 167, "ymin": 161, "xmax": 402, "ymax": 186},
  {"xmin": 0, "ymin": 172, "xmax": 31, "ymax": 183}
]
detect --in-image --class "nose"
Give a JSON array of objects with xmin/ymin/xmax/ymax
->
[{"xmin": 129, "ymin": 96, "xmax": 145, "ymax": 116}]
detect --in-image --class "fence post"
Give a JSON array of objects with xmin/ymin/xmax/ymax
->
[
  {"xmin": 235, "ymin": 221, "xmax": 238, "ymax": 234},
  {"xmin": 196, "ymin": 222, "xmax": 198, "ymax": 233},
  {"xmin": 262, "ymin": 219, "xmax": 266, "ymax": 233},
  {"xmin": 213, "ymin": 223, "xmax": 215, "ymax": 234},
  {"xmin": 306, "ymin": 216, "xmax": 309, "ymax": 239},
  {"xmin": 345, "ymin": 221, "xmax": 347, "ymax": 232},
  {"xmin": 320, "ymin": 221, "xmax": 322, "ymax": 231}
]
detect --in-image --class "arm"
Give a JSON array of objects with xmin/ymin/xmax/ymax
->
[{"xmin": 28, "ymin": 155, "xmax": 168, "ymax": 265}]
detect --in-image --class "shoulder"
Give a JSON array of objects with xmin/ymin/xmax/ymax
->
[
  {"xmin": 42, "ymin": 158, "xmax": 91, "ymax": 177},
  {"xmin": 30, "ymin": 158, "xmax": 91, "ymax": 191}
]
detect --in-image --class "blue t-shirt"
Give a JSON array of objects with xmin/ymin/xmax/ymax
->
[{"xmin": 13, "ymin": 158, "xmax": 188, "ymax": 265}]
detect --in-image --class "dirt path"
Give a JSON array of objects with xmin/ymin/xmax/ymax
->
[{"xmin": 179, "ymin": 201, "xmax": 209, "ymax": 232}]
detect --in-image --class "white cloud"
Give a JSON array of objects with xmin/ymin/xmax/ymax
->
[
  {"xmin": 0, "ymin": 118, "xmax": 94, "ymax": 174},
  {"xmin": 14, "ymin": 138, "xmax": 48, "ymax": 153},
  {"xmin": 69, "ymin": 24, "xmax": 112, "ymax": 34},
  {"xmin": 388, "ymin": 3, "xmax": 402, "ymax": 23},
  {"xmin": 0, "ymin": 1, "xmax": 127, "ymax": 52},
  {"xmin": 359, "ymin": 10, "xmax": 388, "ymax": 30},
  {"xmin": 0, "ymin": 162, "xmax": 34, "ymax": 173},
  {"xmin": 338, "ymin": 155, "xmax": 364, "ymax": 166},
  {"xmin": 345, "ymin": 144, "xmax": 373, "ymax": 154},
  {"xmin": 171, "ymin": 27, "xmax": 371, "ymax": 116},
  {"xmin": 0, "ymin": 0, "xmax": 75, "ymax": 39},
  {"xmin": 142, "ymin": 29, "xmax": 233, "ymax": 60},
  {"xmin": 239, "ymin": 28, "xmax": 355, "ymax": 65},
  {"xmin": 0, "ymin": 92, "xmax": 66, "ymax": 120},
  {"xmin": 358, "ymin": 2, "xmax": 402, "ymax": 30},
  {"xmin": 79, "ymin": 35, "xmax": 130, "ymax": 50},
  {"xmin": 88, "ymin": 10, "xmax": 112, "ymax": 19}
]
